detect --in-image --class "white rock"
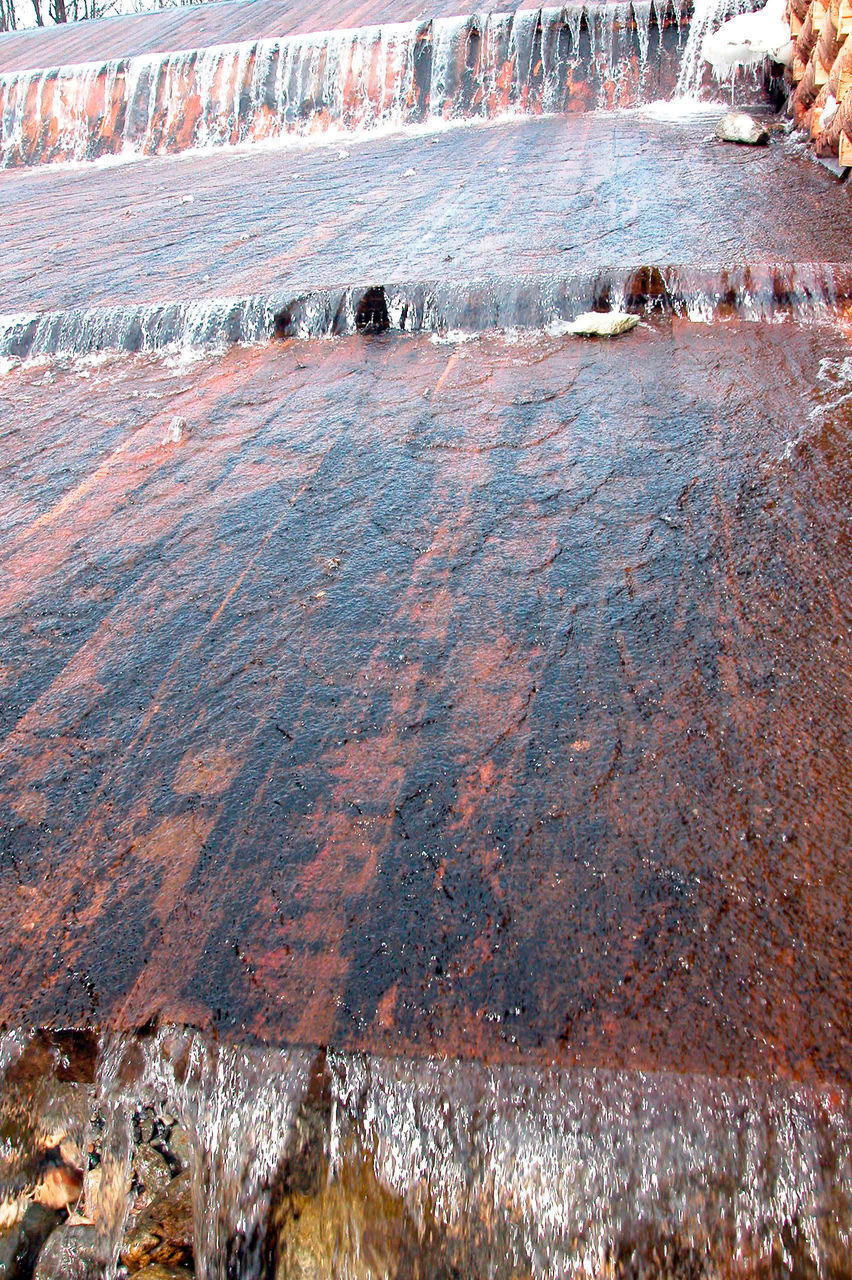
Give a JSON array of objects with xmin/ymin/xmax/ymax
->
[
  {"xmin": 162, "ymin": 416, "xmax": 189, "ymax": 446},
  {"xmin": 714, "ymin": 111, "xmax": 770, "ymax": 145},
  {"xmin": 565, "ymin": 311, "xmax": 640, "ymax": 338}
]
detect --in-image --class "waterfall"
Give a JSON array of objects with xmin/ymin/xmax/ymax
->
[
  {"xmin": 0, "ymin": 4, "xmax": 684, "ymax": 168},
  {"xmin": 0, "ymin": 264, "xmax": 843, "ymax": 363},
  {"xmin": 674, "ymin": 0, "xmax": 758, "ymax": 96},
  {"xmin": 327, "ymin": 1053, "xmax": 852, "ymax": 1277},
  {"xmin": 134, "ymin": 1030, "xmax": 314, "ymax": 1280},
  {"xmin": 3, "ymin": 1030, "xmax": 851, "ymax": 1279}
]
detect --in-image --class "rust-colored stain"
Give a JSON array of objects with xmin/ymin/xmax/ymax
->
[{"xmin": 0, "ymin": 320, "xmax": 851, "ymax": 1086}]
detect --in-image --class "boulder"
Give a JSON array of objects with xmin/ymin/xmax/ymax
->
[
  {"xmin": 565, "ymin": 312, "xmax": 639, "ymax": 338},
  {"xmin": 120, "ymin": 1172, "xmax": 193, "ymax": 1272},
  {"xmin": 714, "ymin": 111, "xmax": 770, "ymax": 145},
  {"xmin": 32, "ymin": 1224, "xmax": 103, "ymax": 1280},
  {"xmin": 0, "ymin": 1204, "xmax": 62, "ymax": 1280}
]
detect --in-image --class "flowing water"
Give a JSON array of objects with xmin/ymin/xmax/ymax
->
[
  {"xmin": 2, "ymin": 1029, "xmax": 852, "ymax": 1279},
  {"xmin": 0, "ymin": 263, "xmax": 848, "ymax": 359},
  {"xmin": 0, "ymin": 2, "xmax": 686, "ymax": 166},
  {"xmin": 1, "ymin": 0, "xmax": 851, "ymax": 1271},
  {"xmin": 2, "ymin": 310, "xmax": 852, "ymax": 1273}
]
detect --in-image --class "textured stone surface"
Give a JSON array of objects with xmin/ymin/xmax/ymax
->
[
  {"xmin": 0, "ymin": 1206, "xmax": 62, "ymax": 1280},
  {"xmin": 0, "ymin": 318, "xmax": 851, "ymax": 1081},
  {"xmin": 121, "ymin": 1173, "xmax": 193, "ymax": 1272},
  {"xmin": 0, "ymin": 113, "xmax": 849, "ymax": 321},
  {"xmin": 32, "ymin": 1224, "xmax": 102, "ymax": 1280},
  {"xmin": 715, "ymin": 110, "xmax": 771, "ymax": 144}
]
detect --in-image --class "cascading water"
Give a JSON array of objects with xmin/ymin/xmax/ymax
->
[
  {"xmin": 0, "ymin": 2, "xmax": 682, "ymax": 167},
  {"xmin": 2, "ymin": 1030, "xmax": 852, "ymax": 1279},
  {"xmin": 0, "ymin": 264, "xmax": 845, "ymax": 361},
  {"xmin": 674, "ymin": 0, "xmax": 763, "ymax": 95}
]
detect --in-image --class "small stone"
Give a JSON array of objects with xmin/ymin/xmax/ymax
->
[
  {"xmin": 133, "ymin": 1147, "xmax": 172, "ymax": 1203},
  {"xmin": 165, "ymin": 1127, "xmax": 191, "ymax": 1172},
  {"xmin": 162, "ymin": 416, "xmax": 189, "ymax": 446},
  {"xmin": 120, "ymin": 1171, "xmax": 193, "ymax": 1272},
  {"xmin": 33, "ymin": 1163, "xmax": 84, "ymax": 1211},
  {"xmin": 0, "ymin": 1204, "xmax": 62, "ymax": 1280},
  {"xmin": 33, "ymin": 1223, "xmax": 103, "ymax": 1280},
  {"xmin": 714, "ymin": 111, "xmax": 769, "ymax": 145},
  {"xmin": 565, "ymin": 311, "xmax": 639, "ymax": 338}
]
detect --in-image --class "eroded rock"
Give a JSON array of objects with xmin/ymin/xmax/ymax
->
[
  {"xmin": 164, "ymin": 1127, "xmax": 191, "ymax": 1174},
  {"xmin": 132, "ymin": 1147, "xmax": 173, "ymax": 1215},
  {"xmin": 120, "ymin": 1172, "xmax": 193, "ymax": 1273},
  {"xmin": 270, "ymin": 1155, "xmax": 453, "ymax": 1280},
  {"xmin": 714, "ymin": 111, "xmax": 770, "ymax": 145},
  {"xmin": 133, "ymin": 1268, "xmax": 194, "ymax": 1280}
]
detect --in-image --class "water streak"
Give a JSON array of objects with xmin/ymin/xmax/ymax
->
[
  {"xmin": 328, "ymin": 1053, "xmax": 852, "ymax": 1277},
  {"xmin": 134, "ymin": 1029, "xmax": 314, "ymax": 1280}
]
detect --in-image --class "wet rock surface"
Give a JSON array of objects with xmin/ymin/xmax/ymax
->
[
  {"xmin": 0, "ymin": 0, "xmax": 851, "ymax": 1273},
  {"xmin": 0, "ymin": 1206, "xmax": 61, "ymax": 1280},
  {"xmin": 1, "ymin": 321, "xmax": 851, "ymax": 1080},
  {"xmin": 121, "ymin": 1173, "xmax": 193, "ymax": 1272},
  {"xmin": 32, "ymin": 1224, "xmax": 102, "ymax": 1280},
  {"xmin": 0, "ymin": 1046, "xmax": 199, "ymax": 1280},
  {"xmin": 0, "ymin": 114, "xmax": 849, "ymax": 325}
]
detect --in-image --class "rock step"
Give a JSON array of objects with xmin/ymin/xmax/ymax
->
[{"xmin": 1, "ymin": 263, "xmax": 849, "ymax": 359}]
